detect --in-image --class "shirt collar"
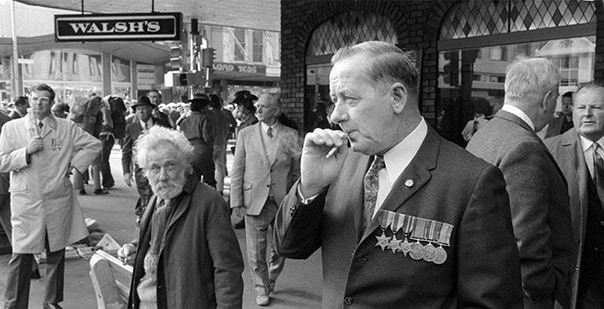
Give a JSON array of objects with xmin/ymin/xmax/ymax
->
[
  {"xmin": 260, "ymin": 121, "xmax": 279, "ymax": 134},
  {"xmin": 382, "ymin": 118, "xmax": 428, "ymax": 185},
  {"xmin": 579, "ymin": 134, "xmax": 604, "ymax": 152},
  {"xmin": 139, "ymin": 118, "xmax": 153, "ymax": 129},
  {"xmin": 502, "ymin": 104, "xmax": 535, "ymax": 131}
]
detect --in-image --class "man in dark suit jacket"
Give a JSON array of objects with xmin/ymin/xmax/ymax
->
[
  {"xmin": 8, "ymin": 96, "xmax": 28, "ymax": 120},
  {"xmin": 121, "ymin": 96, "xmax": 171, "ymax": 221},
  {"xmin": 545, "ymin": 81, "xmax": 604, "ymax": 309},
  {"xmin": 544, "ymin": 91, "xmax": 574, "ymax": 139},
  {"xmin": 467, "ymin": 57, "xmax": 574, "ymax": 308},
  {"xmin": 274, "ymin": 41, "xmax": 523, "ymax": 308}
]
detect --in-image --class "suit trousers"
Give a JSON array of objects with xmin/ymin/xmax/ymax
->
[
  {"xmin": 99, "ymin": 134, "xmax": 115, "ymax": 188},
  {"xmin": 0, "ymin": 193, "xmax": 10, "ymax": 242},
  {"xmin": 245, "ymin": 197, "xmax": 285, "ymax": 296},
  {"xmin": 213, "ymin": 143, "xmax": 227, "ymax": 193},
  {"xmin": 4, "ymin": 237, "xmax": 65, "ymax": 308}
]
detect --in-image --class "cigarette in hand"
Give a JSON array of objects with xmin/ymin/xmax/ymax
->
[{"xmin": 325, "ymin": 134, "xmax": 348, "ymax": 159}]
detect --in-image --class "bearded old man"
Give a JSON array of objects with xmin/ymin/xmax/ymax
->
[{"xmin": 117, "ymin": 126, "xmax": 244, "ymax": 309}]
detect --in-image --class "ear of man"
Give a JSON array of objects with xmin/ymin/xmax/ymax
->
[{"xmin": 389, "ymin": 82, "xmax": 408, "ymax": 114}]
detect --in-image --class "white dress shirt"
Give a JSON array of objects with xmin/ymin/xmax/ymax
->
[
  {"xmin": 501, "ymin": 104, "xmax": 535, "ymax": 131},
  {"xmin": 372, "ymin": 118, "xmax": 428, "ymax": 218}
]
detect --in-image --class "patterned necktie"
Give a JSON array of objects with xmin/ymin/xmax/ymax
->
[
  {"xmin": 363, "ymin": 155, "xmax": 385, "ymax": 231},
  {"xmin": 593, "ymin": 143, "xmax": 604, "ymax": 199},
  {"xmin": 267, "ymin": 126, "xmax": 273, "ymax": 138}
]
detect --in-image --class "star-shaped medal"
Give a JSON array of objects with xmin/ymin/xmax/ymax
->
[
  {"xmin": 375, "ymin": 232, "xmax": 391, "ymax": 251},
  {"xmin": 388, "ymin": 236, "xmax": 402, "ymax": 254}
]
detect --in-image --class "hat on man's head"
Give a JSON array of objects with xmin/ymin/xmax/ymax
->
[
  {"xmin": 131, "ymin": 96, "xmax": 155, "ymax": 110},
  {"xmin": 232, "ymin": 90, "xmax": 258, "ymax": 105}
]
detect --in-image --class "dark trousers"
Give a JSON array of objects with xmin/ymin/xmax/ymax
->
[
  {"xmin": 4, "ymin": 239, "xmax": 65, "ymax": 308},
  {"xmin": 100, "ymin": 134, "xmax": 115, "ymax": 188},
  {"xmin": 191, "ymin": 149, "xmax": 216, "ymax": 188}
]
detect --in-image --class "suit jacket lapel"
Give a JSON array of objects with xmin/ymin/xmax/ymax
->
[
  {"xmin": 564, "ymin": 130, "xmax": 595, "ymax": 216},
  {"xmin": 360, "ymin": 127, "xmax": 439, "ymax": 242}
]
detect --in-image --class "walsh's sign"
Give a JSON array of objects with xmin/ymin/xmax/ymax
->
[{"xmin": 55, "ymin": 13, "xmax": 181, "ymax": 42}]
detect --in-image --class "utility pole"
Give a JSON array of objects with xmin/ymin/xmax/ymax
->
[{"xmin": 10, "ymin": 0, "xmax": 22, "ymax": 98}]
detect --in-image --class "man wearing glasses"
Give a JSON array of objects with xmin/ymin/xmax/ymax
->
[{"xmin": 0, "ymin": 83, "xmax": 101, "ymax": 309}]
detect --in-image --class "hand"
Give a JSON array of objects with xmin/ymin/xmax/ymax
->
[
  {"xmin": 26, "ymin": 137, "xmax": 43, "ymax": 155},
  {"xmin": 124, "ymin": 173, "xmax": 132, "ymax": 186},
  {"xmin": 117, "ymin": 243, "xmax": 136, "ymax": 265},
  {"xmin": 300, "ymin": 129, "xmax": 348, "ymax": 197},
  {"xmin": 233, "ymin": 206, "xmax": 245, "ymax": 218}
]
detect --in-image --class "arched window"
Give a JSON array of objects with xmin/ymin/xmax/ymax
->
[
  {"xmin": 305, "ymin": 11, "xmax": 396, "ymax": 131},
  {"xmin": 437, "ymin": 0, "xmax": 595, "ymax": 146}
]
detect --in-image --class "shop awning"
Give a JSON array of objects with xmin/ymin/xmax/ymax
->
[{"xmin": 0, "ymin": 34, "xmax": 170, "ymax": 64}]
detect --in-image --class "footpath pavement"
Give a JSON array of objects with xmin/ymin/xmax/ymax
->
[{"xmin": 0, "ymin": 142, "xmax": 322, "ymax": 308}]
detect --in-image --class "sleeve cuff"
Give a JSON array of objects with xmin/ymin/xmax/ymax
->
[{"xmin": 297, "ymin": 183, "xmax": 322, "ymax": 205}]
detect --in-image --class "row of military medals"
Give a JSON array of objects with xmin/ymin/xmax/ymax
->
[{"xmin": 375, "ymin": 210, "xmax": 452, "ymax": 265}]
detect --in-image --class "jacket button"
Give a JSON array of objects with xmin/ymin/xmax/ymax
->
[
  {"xmin": 266, "ymin": 184, "xmax": 270, "ymax": 187},
  {"xmin": 600, "ymin": 220, "xmax": 604, "ymax": 227},
  {"xmin": 344, "ymin": 297, "xmax": 354, "ymax": 305},
  {"xmin": 355, "ymin": 257, "xmax": 368, "ymax": 262}
]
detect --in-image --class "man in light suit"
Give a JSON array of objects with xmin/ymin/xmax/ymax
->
[
  {"xmin": 121, "ymin": 96, "xmax": 171, "ymax": 222},
  {"xmin": 274, "ymin": 41, "xmax": 523, "ymax": 308},
  {"xmin": 230, "ymin": 93, "xmax": 300, "ymax": 306},
  {"xmin": 467, "ymin": 57, "xmax": 574, "ymax": 308},
  {"xmin": 0, "ymin": 83, "xmax": 101, "ymax": 309},
  {"xmin": 545, "ymin": 81, "xmax": 604, "ymax": 308}
]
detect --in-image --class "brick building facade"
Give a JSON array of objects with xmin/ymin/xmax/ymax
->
[{"xmin": 281, "ymin": 0, "xmax": 604, "ymax": 139}]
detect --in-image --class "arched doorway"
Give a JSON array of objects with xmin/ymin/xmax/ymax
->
[{"xmin": 304, "ymin": 11, "xmax": 397, "ymax": 131}]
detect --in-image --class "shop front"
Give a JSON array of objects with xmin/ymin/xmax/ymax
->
[{"xmin": 282, "ymin": 0, "xmax": 602, "ymax": 139}]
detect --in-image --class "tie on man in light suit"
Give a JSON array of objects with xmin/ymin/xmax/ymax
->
[
  {"xmin": 230, "ymin": 93, "xmax": 300, "ymax": 306},
  {"xmin": 545, "ymin": 82, "xmax": 604, "ymax": 309}
]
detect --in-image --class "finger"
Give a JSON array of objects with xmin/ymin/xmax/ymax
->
[{"xmin": 307, "ymin": 129, "xmax": 347, "ymax": 148}]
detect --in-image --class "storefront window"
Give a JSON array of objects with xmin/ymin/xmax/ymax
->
[
  {"xmin": 437, "ymin": 0, "xmax": 595, "ymax": 146},
  {"xmin": 437, "ymin": 37, "xmax": 595, "ymax": 146}
]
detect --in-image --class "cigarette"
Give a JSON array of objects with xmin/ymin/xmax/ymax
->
[
  {"xmin": 325, "ymin": 146, "xmax": 338, "ymax": 159},
  {"xmin": 325, "ymin": 134, "xmax": 349, "ymax": 159}
]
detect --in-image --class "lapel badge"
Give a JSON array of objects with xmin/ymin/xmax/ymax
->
[{"xmin": 404, "ymin": 179, "xmax": 414, "ymax": 187}]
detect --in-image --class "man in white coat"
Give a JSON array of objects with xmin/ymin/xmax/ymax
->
[{"xmin": 0, "ymin": 83, "xmax": 101, "ymax": 309}]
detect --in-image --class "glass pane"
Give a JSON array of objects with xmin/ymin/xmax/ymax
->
[
  {"xmin": 437, "ymin": 35, "xmax": 595, "ymax": 146},
  {"xmin": 307, "ymin": 11, "xmax": 396, "ymax": 56},
  {"xmin": 440, "ymin": 0, "xmax": 594, "ymax": 40},
  {"xmin": 305, "ymin": 64, "xmax": 334, "ymax": 131},
  {"xmin": 234, "ymin": 29, "xmax": 245, "ymax": 61}
]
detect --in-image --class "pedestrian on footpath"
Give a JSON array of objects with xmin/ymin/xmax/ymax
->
[
  {"xmin": 118, "ymin": 126, "xmax": 243, "ymax": 309},
  {"xmin": 0, "ymin": 83, "xmax": 101, "ymax": 309},
  {"xmin": 274, "ymin": 41, "xmax": 523, "ymax": 308},
  {"xmin": 231, "ymin": 93, "xmax": 301, "ymax": 306},
  {"xmin": 466, "ymin": 57, "xmax": 573, "ymax": 308},
  {"xmin": 122, "ymin": 96, "xmax": 171, "ymax": 224}
]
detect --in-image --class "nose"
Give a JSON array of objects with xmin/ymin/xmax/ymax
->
[
  {"xmin": 330, "ymin": 102, "xmax": 348, "ymax": 124},
  {"xmin": 158, "ymin": 166, "xmax": 170, "ymax": 181}
]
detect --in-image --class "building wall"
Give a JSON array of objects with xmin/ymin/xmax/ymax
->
[{"xmin": 281, "ymin": 0, "xmax": 604, "ymax": 132}]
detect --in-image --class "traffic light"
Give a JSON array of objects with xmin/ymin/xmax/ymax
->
[
  {"xmin": 443, "ymin": 51, "xmax": 459, "ymax": 86},
  {"xmin": 170, "ymin": 45, "xmax": 184, "ymax": 70},
  {"xmin": 202, "ymin": 48, "xmax": 216, "ymax": 68}
]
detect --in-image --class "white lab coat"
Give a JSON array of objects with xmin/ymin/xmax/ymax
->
[{"xmin": 0, "ymin": 114, "xmax": 101, "ymax": 253}]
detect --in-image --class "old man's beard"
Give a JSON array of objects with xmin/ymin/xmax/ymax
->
[{"xmin": 151, "ymin": 173, "xmax": 187, "ymax": 200}]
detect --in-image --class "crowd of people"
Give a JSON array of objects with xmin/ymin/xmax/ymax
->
[{"xmin": 0, "ymin": 40, "xmax": 602, "ymax": 309}]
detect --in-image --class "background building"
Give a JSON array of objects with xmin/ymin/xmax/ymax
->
[{"xmin": 281, "ymin": 0, "xmax": 602, "ymax": 145}]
